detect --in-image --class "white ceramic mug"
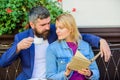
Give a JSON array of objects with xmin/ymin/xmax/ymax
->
[{"xmin": 33, "ymin": 37, "xmax": 43, "ymax": 45}]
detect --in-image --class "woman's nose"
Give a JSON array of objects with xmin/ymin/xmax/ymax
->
[{"xmin": 56, "ymin": 28, "xmax": 60, "ymax": 33}]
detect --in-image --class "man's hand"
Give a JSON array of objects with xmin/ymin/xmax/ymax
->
[
  {"xmin": 100, "ymin": 39, "xmax": 111, "ymax": 62},
  {"xmin": 16, "ymin": 37, "xmax": 34, "ymax": 53}
]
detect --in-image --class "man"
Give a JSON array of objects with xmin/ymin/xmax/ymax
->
[{"xmin": 0, "ymin": 6, "xmax": 111, "ymax": 80}]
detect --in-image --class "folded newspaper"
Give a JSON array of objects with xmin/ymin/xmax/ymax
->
[{"xmin": 68, "ymin": 50, "xmax": 101, "ymax": 71}]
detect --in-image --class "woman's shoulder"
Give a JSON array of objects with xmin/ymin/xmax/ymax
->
[
  {"xmin": 80, "ymin": 39, "xmax": 90, "ymax": 45},
  {"xmin": 78, "ymin": 39, "xmax": 91, "ymax": 48},
  {"xmin": 50, "ymin": 40, "xmax": 59, "ymax": 45},
  {"xmin": 48, "ymin": 40, "xmax": 60, "ymax": 48}
]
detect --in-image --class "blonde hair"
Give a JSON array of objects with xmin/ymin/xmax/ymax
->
[{"xmin": 56, "ymin": 13, "xmax": 82, "ymax": 41}]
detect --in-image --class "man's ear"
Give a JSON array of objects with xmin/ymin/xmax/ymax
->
[{"xmin": 29, "ymin": 22, "xmax": 34, "ymax": 29}]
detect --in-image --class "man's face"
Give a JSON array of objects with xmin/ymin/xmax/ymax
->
[{"xmin": 31, "ymin": 17, "xmax": 50, "ymax": 39}]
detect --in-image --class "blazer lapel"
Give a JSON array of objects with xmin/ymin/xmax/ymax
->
[
  {"xmin": 30, "ymin": 43, "xmax": 35, "ymax": 76},
  {"xmin": 29, "ymin": 28, "xmax": 35, "ymax": 76}
]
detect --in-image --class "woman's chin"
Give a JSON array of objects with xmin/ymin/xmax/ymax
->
[{"xmin": 58, "ymin": 38, "xmax": 62, "ymax": 40}]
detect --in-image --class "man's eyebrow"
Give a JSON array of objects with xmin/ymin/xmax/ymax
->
[
  {"xmin": 40, "ymin": 21, "xmax": 50, "ymax": 26},
  {"xmin": 40, "ymin": 23, "xmax": 46, "ymax": 26}
]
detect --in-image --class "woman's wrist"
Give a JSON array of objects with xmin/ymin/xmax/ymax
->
[
  {"xmin": 64, "ymin": 71, "xmax": 70, "ymax": 77},
  {"xmin": 86, "ymin": 70, "xmax": 93, "ymax": 77},
  {"xmin": 64, "ymin": 69, "xmax": 71, "ymax": 77}
]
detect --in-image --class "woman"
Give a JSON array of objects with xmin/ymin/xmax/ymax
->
[{"xmin": 46, "ymin": 13, "xmax": 99, "ymax": 80}]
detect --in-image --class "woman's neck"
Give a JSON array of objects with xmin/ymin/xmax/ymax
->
[{"xmin": 66, "ymin": 39, "xmax": 77, "ymax": 44}]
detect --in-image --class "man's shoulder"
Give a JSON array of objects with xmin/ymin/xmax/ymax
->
[
  {"xmin": 15, "ymin": 29, "xmax": 33, "ymax": 40},
  {"xmin": 50, "ymin": 24, "xmax": 55, "ymax": 30},
  {"xmin": 16, "ymin": 29, "xmax": 31, "ymax": 36}
]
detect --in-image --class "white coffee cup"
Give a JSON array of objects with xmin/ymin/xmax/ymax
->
[{"xmin": 33, "ymin": 37, "xmax": 43, "ymax": 45}]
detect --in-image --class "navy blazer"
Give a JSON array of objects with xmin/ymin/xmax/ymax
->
[{"xmin": 0, "ymin": 24, "xmax": 100, "ymax": 80}]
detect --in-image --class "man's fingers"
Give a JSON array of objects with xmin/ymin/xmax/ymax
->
[
  {"xmin": 100, "ymin": 51, "xmax": 103, "ymax": 57},
  {"xmin": 18, "ymin": 37, "xmax": 34, "ymax": 50},
  {"xmin": 100, "ymin": 39, "xmax": 111, "ymax": 62},
  {"xmin": 27, "ymin": 37, "xmax": 34, "ymax": 42}
]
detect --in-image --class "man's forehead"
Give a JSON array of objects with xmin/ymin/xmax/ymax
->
[
  {"xmin": 38, "ymin": 17, "xmax": 50, "ymax": 22},
  {"xmin": 37, "ymin": 17, "xmax": 50, "ymax": 24}
]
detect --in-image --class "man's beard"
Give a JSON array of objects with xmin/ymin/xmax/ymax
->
[{"xmin": 34, "ymin": 29, "xmax": 50, "ymax": 40}]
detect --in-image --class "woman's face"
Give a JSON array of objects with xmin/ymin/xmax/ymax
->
[{"xmin": 56, "ymin": 21, "xmax": 71, "ymax": 41}]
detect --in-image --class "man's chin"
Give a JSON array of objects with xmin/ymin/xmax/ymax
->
[
  {"xmin": 34, "ymin": 30, "xmax": 50, "ymax": 39},
  {"xmin": 42, "ymin": 31, "xmax": 50, "ymax": 39}
]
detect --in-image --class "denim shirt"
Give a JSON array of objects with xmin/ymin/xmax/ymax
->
[{"xmin": 46, "ymin": 40, "xmax": 99, "ymax": 80}]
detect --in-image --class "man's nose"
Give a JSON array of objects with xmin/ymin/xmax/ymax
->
[{"xmin": 45, "ymin": 25, "xmax": 50, "ymax": 30}]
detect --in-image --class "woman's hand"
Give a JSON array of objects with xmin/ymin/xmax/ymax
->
[
  {"xmin": 78, "ymin": 68, "xmax": 92, "ymax": 77},
  {"xmin": 65, "ymin": 63, "xmax": 72, "ymax": 77}
]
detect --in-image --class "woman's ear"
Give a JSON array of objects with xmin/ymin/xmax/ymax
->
[{"xmin": 70, "ymin": 27, "xmax": 73, "ymax": 33}]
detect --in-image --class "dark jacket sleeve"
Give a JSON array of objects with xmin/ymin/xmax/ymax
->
[
  {"xmin": 48, "ymin": 24, "xmax": 58, "ymax": 44},
  {"xmin": 0, "ymin": 34, "xmax": 19, "ymax": 67},
  {"xmin": 81, "ymin": 33, "xmax": 100, "ymax": 48}
]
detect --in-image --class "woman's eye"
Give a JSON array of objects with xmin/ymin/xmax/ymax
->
[{"xmin": 59, "ymin": 26, "xmax": 64, "ymax": 29}]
